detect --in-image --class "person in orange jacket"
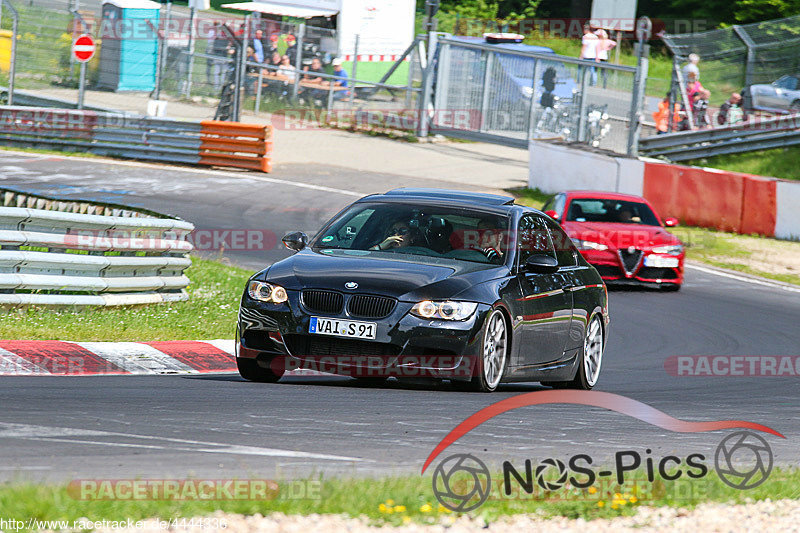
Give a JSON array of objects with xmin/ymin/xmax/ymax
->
[{"xmin": 653, "ymin": 93, "xmax": 682, "ymax": 134}]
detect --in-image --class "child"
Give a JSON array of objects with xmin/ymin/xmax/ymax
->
[
  {"xmin": 652, "ymin": 93, "xmax": 681, "ymax": 134},
  {"xmin": 693, "ymin": 89, "xmax": 710, "ymax": 129}
]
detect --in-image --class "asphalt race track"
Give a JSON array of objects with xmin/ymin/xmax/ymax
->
[{"xmin": 0, "ymin": 151, "xmax": 798, "ymax": 482}]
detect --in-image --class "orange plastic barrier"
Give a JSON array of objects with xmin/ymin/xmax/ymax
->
[
  {"xmin": 198, "ymin": 121, "xmax": 273, "ymax": 173},
  {"xmin": 643, "ymin": 162, "xmax": 777, "ymax": 237}
]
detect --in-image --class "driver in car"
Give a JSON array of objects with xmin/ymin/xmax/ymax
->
[{"xmin": 370, "ymin": 219, "xmax": 415, "ymax": 250}]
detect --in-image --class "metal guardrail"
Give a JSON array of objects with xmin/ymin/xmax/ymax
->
[
  {"xmin": 0, "ymin": 106, "xmax": 273, "ymax": 171},
  {"xmin": 639, "ymin": 114, "xmax": 800, "ymax": 161},
  {"xmin": 0, "ymin": 188, "xmax": 194, "ymax": 306}
]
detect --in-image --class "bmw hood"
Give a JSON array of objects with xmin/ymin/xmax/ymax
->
[{"xmin": 258, "ymin": 249, "xmax": 507, "ymax": 301}]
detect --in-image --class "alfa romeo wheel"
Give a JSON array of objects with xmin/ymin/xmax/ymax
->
[{"xmin": 453, "ymin": 309, "xmax": 508, "ymax": 392}]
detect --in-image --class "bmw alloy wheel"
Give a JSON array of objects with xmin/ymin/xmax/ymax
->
[
  {"xmin": 482, "ymin": 309, "xmax": 508, "ymax": 390},
  {"xmin": 583, "ymin": 315, "xmax": 604, "ymax": 387}
]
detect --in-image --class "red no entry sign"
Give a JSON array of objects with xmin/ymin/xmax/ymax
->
[{"xmin": 72, "ymin": 34, "xmax": 96, "ymax": 63}]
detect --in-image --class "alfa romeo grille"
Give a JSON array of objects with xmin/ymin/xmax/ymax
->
[{"xmin": 618, "ymin": 249, "xmax": 643, "ymax": 274}]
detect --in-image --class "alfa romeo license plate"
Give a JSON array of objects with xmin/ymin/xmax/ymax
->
[
  {"xmin": 309, "ymin": 317, "xmax": 377, "ymax": 339},
  {"xmin": 644, "ymin": 255, "xmax": 679, "ymax": 268}
]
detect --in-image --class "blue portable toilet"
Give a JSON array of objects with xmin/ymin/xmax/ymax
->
[{"xmin": 97, "ymin": 0, "xmax": 161, "ymax": 91}]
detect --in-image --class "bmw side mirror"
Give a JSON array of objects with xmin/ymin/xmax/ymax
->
[
  {"xmin": 282, "ymin": 231, "xmax": 308, "ymax": 251},
  {"xmin": 664, "ymin": 217, "xmax": 679, "ymax": 228},
  {"xmin": 523, "ymin": 254, "xmax": 559, "ymax": 274},
  {"xmin": 544, "ymin": 209, "xmax": 559, "ymax": 221}
]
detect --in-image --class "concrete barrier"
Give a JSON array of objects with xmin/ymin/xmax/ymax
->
[
  {"xmin": 529, "ymin": 139, "xmax": 799, "ymax": 240},
  {"xmin": 776, "ymin": 180, "xmax": 800, "ymax": 240},
  {"xmin": 529, "ymin": 141, "xmax": 644, "ymax": 196}
]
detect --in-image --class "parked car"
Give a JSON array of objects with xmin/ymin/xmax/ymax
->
[
  {"xmin": 743, "ymin": 75, "xmax": 800, "ymax": 113},
  {"xmin": 237, "ymin": 188, "xmax": 609, "ymax": 392},
  {"xmin": 543, "ymin": 191, "xmax": 684, "ymax": 290}
]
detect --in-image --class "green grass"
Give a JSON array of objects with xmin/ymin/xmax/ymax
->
[
  {"xmin": 1, "ymin": 468, "xmax": 798, "ymax": 529},
  {"xmin": 687, "ymin": 146, "xmax": 800, "ymax": 182},
  {"xmin": 0, "ymin": 257, "xmax": 253, "ymax": 341}
]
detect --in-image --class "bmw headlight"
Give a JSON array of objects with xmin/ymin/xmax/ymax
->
[
  {"xmin": 571, "ymin": 238, "xmax": 608, "ymax": 251},
  {"xmin": 651, "ymin": 244, "xmax": 683, "ymax": 256},
  {"xmin": 248, "ymin": 281, "xmax": 289, "ymax": 303},
  {"xmin": 410, "ymin": 301, "xmax": 478, "ymax": 321}
]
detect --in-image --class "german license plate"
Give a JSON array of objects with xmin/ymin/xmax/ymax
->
[
  {"xmin": 644, "ymin": 255, "xmax": 679, "ymax": 268},
  {"xmin": 309, "ymin": 317, "xmax": 377, "ymax": 339}
]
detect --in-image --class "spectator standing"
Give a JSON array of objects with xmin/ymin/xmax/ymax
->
[
  {"xmin": 686, "ymin": 72, "xmax": 703, "ymax": 100},
  {"xmin": 331, "ymin": 58, "xmax": 350, "ymax": 101},
  {"xmin": 682, "ymin": 53, "xmax": 700, "ymax": 82},
  {"xmin": 579, "ymin": 24, "xmax": 599, "ymax": 86},
  {"xmin": 595, "ymin": 28, "xmax": 616, "ymax": 88},
  {"xmin": 244, "ymin": 47, "xmax": 259, "ymax": 96},
  {"xmin": 252, "ymin": 30, "xmax": 265, "ymax": 63},
  {"xmin": 717, "ymin": 92, "xmax": 749, "ymax": 125},
  {"xmin": 652, "ymin": 93, "xmax": 681, "ymax": 134},
  {"xmin": 285, "ymin": 34, "xmax": 298, "ymax": 63},
  {"xmin": 207, "ymin": 25, "xmax": 230, "ymax": 91}
]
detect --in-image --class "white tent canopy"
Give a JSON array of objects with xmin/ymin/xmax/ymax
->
[{"xmin": 220, "ymin": 1, "xmax": 339, "ymax": 18}]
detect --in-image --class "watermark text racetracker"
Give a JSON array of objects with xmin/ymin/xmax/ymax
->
[
  {"xmin": 67, "ymin": 479, "xmax": 321, "ymax": 501},
  {"xmin": 60, "ymin": 229, "xmax": 278, "ymax": 252},
  {"xmin": 423, "ymin": 391, "xmax": 785, "ymax": 512},
  {"xmin": 666, "ymin": 355, "xmax": 800, "ymax": 377}
]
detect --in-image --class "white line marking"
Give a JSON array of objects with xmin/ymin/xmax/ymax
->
[
  {"xmin": 74, "ymin": 342, "xmax": 197, "ymax": 374},
  {"xmin": 0, "ymin": 423, "xmax": 364, "ymax": 461},
  {"xmin": 686, "ymin": 264, "xmax": 800, "ymax": 293},
  {"xmin": 0, "ymin": 148, "xmax": 362, "ymax": 197}
]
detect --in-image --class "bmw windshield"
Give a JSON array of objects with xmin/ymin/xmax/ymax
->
[{"xmin": 311, "ymin": 202, "xmax": 511, "ymax": 266}]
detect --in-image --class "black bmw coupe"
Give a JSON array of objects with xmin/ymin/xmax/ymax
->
[{"xmin": 236, "ymin": 188, "xmax": 609, "ymax": 392}]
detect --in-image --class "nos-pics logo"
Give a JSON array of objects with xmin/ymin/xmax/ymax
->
[{"xmin": 431, "ymin": 430, "xmax": 774, "ymax": 512}]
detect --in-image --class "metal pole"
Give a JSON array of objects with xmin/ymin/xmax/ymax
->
[
  {"xmin": 183, "ymin": 6, "xmax": 196, "ymax": 97},
  {"xmin": 350, "ymin": 34, "xmax": 359, "ymax": 107},
  {"xmin": 238, "ymin": 14, "xmax": 250, "ymax": 112},
  {"xmin": 77, "ymin": 61, "xmax": 87, "ymax": 109},
  {"xmin": 254, "ymin": 66, "xmax": 263, "ymax": 115},
  {"xmin": 154, "ymin": 2, "xmax": 172, "ymax": 101},
  {"xmin": 627, "ymin": 41, "xmax": 649, "ymax": 156},
  {"xmin": 576, "ymin": 65, "xmax": 589, "ymax": 142},
  {"xmin": 479, "ymin": 51, "xmax": 493, "ymax": 132},
  {"xmin": 4, "ymin": 0, "xmax": 18, "ymax": 105},
  {"xmin": 416, "ymin": 32, "xmax": 440, "ymax": 138},
  {"xmin": 733, "ymin": 25, "xmax": 756, "ymax": 89},
  {"xmin": 526, "ymin": 58, "xmax": 540, "ymax": 140},
  {"xmin": 668, "ymin": 56, "xmax": 678, "ymax": 133},
  {"xmin": 291, "ymin": 22, "xmax": 305, "ymax": 100}
]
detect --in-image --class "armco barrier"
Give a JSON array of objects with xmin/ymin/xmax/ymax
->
[
  {"xmin": 199, "ymin": 121, "xmax": 273, "ymax": 173},
  {"xmin": 529, "ymin": 139, "xmax": 798, "ymax": 240},
  {"xmin": 0, "ymin": 107, "xmax": 272, "ymax": 173},
  {"xmin": 0, "ymin": 187, "xmax": 194, "ymax": 306}
]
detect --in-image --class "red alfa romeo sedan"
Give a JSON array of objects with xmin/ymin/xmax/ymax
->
[{"xmin": 542, "ymin": 191, "xmax": 684, "ymax": 290}]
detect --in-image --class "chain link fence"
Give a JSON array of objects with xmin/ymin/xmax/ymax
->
[
  {"xmin": 661, "ymin": 14, "xmax": 800, "ymax": 106},
  {"xmin": 430, "ymin": 36, "xmax": 643, "ymax": 154},
  {"xmin": 0, "ymin": 0, "xmax": 420, "ymax": 124}
]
